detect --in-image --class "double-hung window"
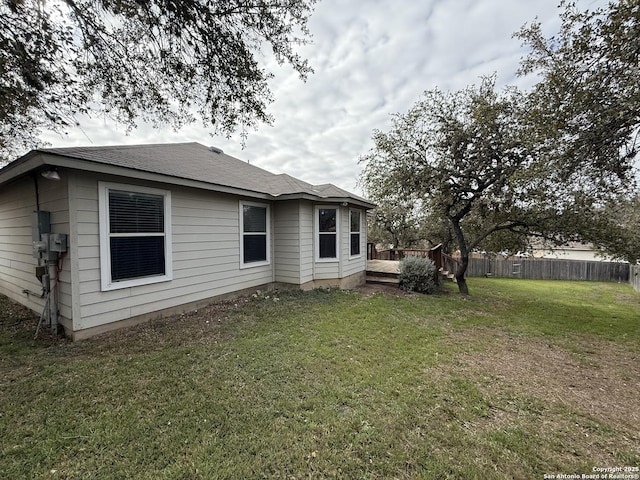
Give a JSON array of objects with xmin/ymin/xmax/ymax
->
[
  {"xmin": 350, "ymin": 210, "xmax": 361, "ymax": 257},
  {"xmin": 316, "ymin": 206, "xmax": 339, "ymax": 261},
  {"xmin": 240, "ymin": 202, "xmax": 270, "ymax": 267},
  {"xmin": 99, "ymin": 182, "xmax": 172, "ymax": 291}
]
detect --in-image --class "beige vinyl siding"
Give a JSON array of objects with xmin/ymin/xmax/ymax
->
[
  {"xmin": 72, "ymin": 173, "xmax": 273, "ymax": 331},
  {"xmin": 273, "ymin": 201, "xmax": 301, "ymax": 284},
  {"xmin": 314, "ymin": 262, "xmax": 340, "ymax": 280},
  {"xmin": 70, "ymin": 173, "xmax": 101, "ymax": 331},
  {"xmin": 0, "ymin": 177, "xmax": 41, "ymax": 310},
  {"xmin": 299, "ymin": 201, "xmax": 314, "ymax": 283},
  {"xmin": 0, "ymin": 174, "xmax": 71, "ymax": 326}
]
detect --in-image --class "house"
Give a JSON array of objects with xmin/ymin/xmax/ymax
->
[
  {"xmin": 0, "ymin": 143, "xmax": 375, "ymax": 339},
  {"xmin": 530, "ymin": 240, "xmax": 615, "ymax": 262}
]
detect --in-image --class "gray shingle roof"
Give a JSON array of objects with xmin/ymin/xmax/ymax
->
[{"xmin": 36, "ymin": 142, "xmax": 372, "ymax": 205}]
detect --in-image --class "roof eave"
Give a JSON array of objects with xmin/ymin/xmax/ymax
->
[
  {"xmin": 274, "ymin": 192, "xmax": 376, "ymax": 209},
  {"xmin": 0, "ymin": 151, "xmax": 48, "ymax": 185},
  {"xmin": 0, "ymin": 149, "xmax": 377, "ymax": 208},
  {"xmin": 0, "ymin": 152, "xmax": 273, "ymax": 201}
]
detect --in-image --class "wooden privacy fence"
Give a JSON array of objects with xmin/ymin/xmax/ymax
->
[
  {"xmin": 630, "ymin": 264, "xmax": 640, "ymax": 292},
  {"xmin": 367, "ymin": 245, "xmax": 631, "ymax": 283},
  {"xmin": 465, "ymin": 256, "xmax": 629, "ymax": 283}
]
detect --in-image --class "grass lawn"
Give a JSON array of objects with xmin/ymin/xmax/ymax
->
[{"xmin": 1, "ymin": 279, "xmax": 639, "ymax": 479}]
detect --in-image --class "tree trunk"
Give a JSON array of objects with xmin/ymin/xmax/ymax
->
[
  {"xmin": 391, "ymin": 231, "xmax": 399, "ymax": 249},
  {"xmin": 455, "ymin": 253, "xmax": 470, "ymax": 295},
  {"xmin": 450, "ymin": 218, "xmax": 470, "ymax": 295}
]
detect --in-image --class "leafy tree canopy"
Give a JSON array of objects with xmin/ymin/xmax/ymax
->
[
  {"xmin": 0, "ymin": 0, "xmax": 317, "ymax": 161},
  {"xmin": 516, "ymin": 0, "xmax": 639, "ymax": 185},
  {"xmin": 589, "ymin": 194, "xmax": 640, "ymax": 263},
  {"xmin": 366, "ymin": 200, "xmax": 424, "ymax": 250}
]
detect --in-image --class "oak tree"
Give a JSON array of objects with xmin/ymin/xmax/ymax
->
[
  {"xmin": 0, "ymin": 0, "xmax": 317, "ymax": 161},
  {"xmin": 360, "ymin": 77, "xmax": 535, "ymax": 294},
  {"xmin": 516, "ymin": 0, "xmax": 640, "ymax": 262}
]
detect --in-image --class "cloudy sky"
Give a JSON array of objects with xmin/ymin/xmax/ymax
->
[{"xmin": 41, "ymin": 0, "xmax": 604, "ymax": 196}]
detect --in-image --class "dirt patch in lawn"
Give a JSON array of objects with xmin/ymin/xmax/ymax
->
[
  {"xmin": 354, "ymin": 282, "xmax": 454, "ymax": 298},
  {"xmin": 61, "ymin": 296, "xmax": 259, "ymax": 357},
  {"xmin": 448, "ymin": 328, "xmax": 640, "ymax": 458},
  {"xmin": 354, "ymin": 282, "xmax": 412, "ymax": 297}
]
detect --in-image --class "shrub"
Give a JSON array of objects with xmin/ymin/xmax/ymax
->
[{"xmin": 399, "ymin": 256, "xmax": 437, "ymax": 294}]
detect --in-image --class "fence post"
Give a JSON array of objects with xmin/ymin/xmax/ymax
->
[
  {"xmin": 430, "ymin": 244, "xmax": 443, "ymax": 271},
  {"xmin": 631, "ymin": 265, "xmax": 640, "ymax": 292}
]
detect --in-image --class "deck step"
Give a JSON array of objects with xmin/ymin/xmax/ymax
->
[
  {"xmin": 365, "ymin": 270, "xmax": 399, "ymax": 279},
  {"xmin": 439, "ymin": 270, "xmax": 456, "ymax": 283},
  {"xmin": 366, "ymin": 275, "xmax": 400, "ymax": 286}
]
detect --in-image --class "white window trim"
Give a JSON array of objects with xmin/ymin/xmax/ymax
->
[
  {"xmin": 98, "ymin": 182, "xmax": 173, "ymax": 291},
  {"xmin": 349, "ymin": 209, "xmax": 362, "ymax": 259},
  {"xmin": 239, "ymin": 201, "xmax": 271, "ymax": 269},
  {"xmin": 315, "ymin": 205, "xmax": 340, "ymax": 262}
]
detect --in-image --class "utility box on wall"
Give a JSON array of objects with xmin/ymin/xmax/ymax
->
[
  {"xmin": 49, "ymin": 233, "xmax": 67, "ymax": 253},
  {"xmin": 31, "ymin": 211, "xmax": 51, "ymax": 258},
  {"xmin": 31, "ymin": 211, "xmax": 51, "ymax": 241},
  {"xmin": 40, "ymin": 233, "xmax": 67, "ymax": 261},
  {"xmin": 31, "ymin": 211, "xmax": 67, "ymax": 261}
]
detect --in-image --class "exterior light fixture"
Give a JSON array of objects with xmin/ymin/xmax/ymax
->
[{"xmin": 41, "ymin": 169, "xmax": 61, "ymax": 181}]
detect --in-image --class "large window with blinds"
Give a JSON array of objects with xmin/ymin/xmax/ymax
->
[
  {"xmin": 240, "ymin": 201, "xmax": 270, "ymax": 267},
  {"xmin": 99, "ymin": 182, "xmax": 172, "ymax": 291}
]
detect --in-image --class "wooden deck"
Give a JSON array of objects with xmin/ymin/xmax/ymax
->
[
  {"xmin": 366, "ymin": 260, "xmax": 400, "ymax": 274},
  {"xmin": 367, "ymin": 259, "xmax": 456, "ymax": 284},
  {"xmin": 366, "ymin": 260, "xmax": 400, "ymax": 285}
]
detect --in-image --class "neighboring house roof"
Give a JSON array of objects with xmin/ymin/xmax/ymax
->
[
  {"xmin": 530, "ymin": 240, "xmax": 615, "ymax": 262},
  {"xmin": 0, "ymin": 142, "xmax": 375, "ymax": 208}
]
